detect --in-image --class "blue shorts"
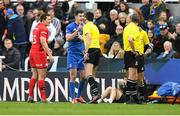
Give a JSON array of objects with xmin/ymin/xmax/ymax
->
[{"xmin": 67, "ymin": 53, "xmax": 84, "ymax": 70}]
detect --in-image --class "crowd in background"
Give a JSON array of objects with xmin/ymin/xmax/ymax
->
[{"xmin": 0, "ymin": 0, "xmax": 180, "ymax": 71}]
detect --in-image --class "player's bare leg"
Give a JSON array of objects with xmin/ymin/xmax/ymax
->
[{"xmin": 98, "ymin": 86, "xmax": 112, "ymax": 103}]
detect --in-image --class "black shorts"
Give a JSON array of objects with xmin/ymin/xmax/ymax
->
[
  {"xmin": 136, "ymin": 55, "xmax": 145, "ymax": 73},
  {"xmin": 124, "ymin": 51, "xmax": 144, "ymax": 72},
  {"xmin": 113, "ymin": 95, "xmax": 124, "ymax": 103},
  {"xmin": 85, "ymin": 48, "xmax": 101, "ymax": 66}
]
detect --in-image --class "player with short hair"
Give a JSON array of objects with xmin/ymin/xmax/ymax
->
[
  {"xmin": 66, "ymin": 10, "xmax": 86, "ymax": 104},
  {"xmin": 27, "ymin": 13, "xmax": 54, "ymax": 103}
]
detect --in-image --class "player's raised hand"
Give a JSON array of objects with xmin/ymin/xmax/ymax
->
[{"xmin": 77, "ymin": 24, "xmax": 83, "ymax": 32}]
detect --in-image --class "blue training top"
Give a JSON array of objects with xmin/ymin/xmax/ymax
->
[{"xmin": 66, "ymin": 22, "xmax": 84, "ymax": 55}]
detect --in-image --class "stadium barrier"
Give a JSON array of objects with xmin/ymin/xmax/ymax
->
[
  {"xmin": 24, "ymin": 57, "xmax": 180, "ymax": 85},
  {"xmin": 1, "ymin": 58, "xmax": 180, "ymax": 102},
  {"xmin": 0, "ymin": 72, "xmax": 123, "ymax": 102}
]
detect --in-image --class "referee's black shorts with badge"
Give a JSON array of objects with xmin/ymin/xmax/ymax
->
[
  {"xmin": 124, "ymin": 51, "xmax": 144, "ymax": 72},
  {"xmin": 85, "ymin": 48, "xmax": 101, "ymax": 66}
]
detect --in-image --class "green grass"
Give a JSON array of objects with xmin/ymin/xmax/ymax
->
[{"xmin": 0, "ymin": 102, "xmax": 180, "ymax": 115}]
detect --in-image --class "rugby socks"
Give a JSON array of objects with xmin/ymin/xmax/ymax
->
[
  {"xmin": 125, "ymin": 79, "xmax": 137, "ymax": 102},
  {"xmin": 138, "ymin": 84, "xmax": 145, "ymax": 97},
  {"xmin": 38, "ymin": 80, "xmax": 46, "ymax": 101},
  {"xmin": 28, "ymin": 78, "xmax": 36, "ymax": 97},
  {"xmin": 77, "ymin": 79, "xmax": 85, "ymax": 98},
  {"xmin": 88, "ymin": 76, "xmax": 99, "ymax": 97},
  {"xmin": 69, "ymin": 81, "xmax": 75, "ymax": 100},
  {"xmin": 109, "ymin": 98, "xmax": 113, "ymax": 104}
]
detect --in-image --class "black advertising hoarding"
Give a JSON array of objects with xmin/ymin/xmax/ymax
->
[{"xmin": 0, "ymin": 72, "xmax": 123, "ymax": 102}]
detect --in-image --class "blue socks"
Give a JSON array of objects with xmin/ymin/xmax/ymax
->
[
  {"xmin": 69, "ymin": 81, "xmax": 75, "ymax": 100},
  {"xmin": 77, "ymin": 79, "xmax": 85, "ymax": 98}
]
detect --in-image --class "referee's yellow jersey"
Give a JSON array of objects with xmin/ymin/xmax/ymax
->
[
  {"xmin": 139, "ymin": 28, "xmax": 150, "ymax": 54},
  {"xmin": 123, "ymin": 22, "xmax": 141, "ymax": 54},
  {"xmin": 83, "ymin": 22, "xmax": 100, "ymax": 48}
]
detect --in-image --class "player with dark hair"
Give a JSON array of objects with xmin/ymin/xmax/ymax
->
[
  {"xmin": 66, "ymin": 10, "xmax": 86, "ymax": 104},
  {"xmin": 27, "ymin": 13, "xmax": 54, "ymax": 103}
]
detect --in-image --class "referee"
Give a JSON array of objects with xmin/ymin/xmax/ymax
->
[
  {"xmin": 83, "ymin": 12, "xmax": 101, "ymax": 103},
  {"xmin": 123, "ymin": 13, "xmax": 142, "ymax": 104}
]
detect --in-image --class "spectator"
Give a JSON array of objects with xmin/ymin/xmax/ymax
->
[
  {"xmin": 94, "ymin": 9, "xmax": 110, "ymax": 55},
  {"xmin": 116, "ymin": 12, "xmax": 127, "ymax": 28},
  {"xmin": 29, "ymin": 9, "xmax": 43, "ymax": 42},
  {"xmin": 140, "ymin": 0, "xmax": 151, "ymax": 21},
  {"xmin": 31, "ymin": 0, "xmax": 48, "ymax": 12},
  {"xmin": 156, "ymin": 41, "xmax": 175, "ymax": 60},
  {"xmin": 25, "ymin": 9, "xmax": 34, "ymax": 58},
  {"xmin": 69, "ymin": 2, "xmax": 80, "ymax": 19},
  {"xmin": 154, "ymin": 16, "xmax": 166, "ymax": 37},
  {"xmin": 147, "ymin": 29, "xmax": 156, "ymax": 43},
  {"xmin": 134, "ymin": 8, "xmax": 146, "ymax": 30},
  {"xmin": 47, "ymin": 20, "xmax": 56, "ymax": 49},
  {"xmin": 94, "ymin": 9, "xmax": 110, "ymax": 35},
  {"xmin": 118, "ymin": 1, "xmax": 129, "ymax": 14},
  {"xmin": 153, "ymin": 23, "xmax": 172, "ymax": 57},
  {"xmin": 114, "ymin": 0, "xmax": 122, "ymax": 11},
  {"xmin": 3, "ymin": 0, "xmax": 11, "ymax": 8},
  {"xmin": 146, "ymin": 20, "xmax": 155, "ymax": 31},
  {"xmin": 158, "ymin": 11, "xmax": 176, "ymax": 34},
  {"xmin": 16, "ymin": 5, "xmax": 29, "ymax": 38},
  {"xmin": 47, "ymin": 7, "xmax": 64, "ymax": 47},
  {"xmin": 109, "ymin": 9, "xmax": 118, "ymax": 36},
  {"xmin": 0, "ymin": 0, "xmax": 7, "ymax": 49},
  {"xmin": 16, "ymin": 4, "xmax": 24, "ymax": 17},
  {"xmin": 104, "ymin": 25, "xmax": 123, "ymax": 52},
  {"xmin": 61, "ymin": 1, "xmax": 74, "ymax": 37},
  {"xmin": 1, "ymin": 38, "xmax": 20, "ymax": 71},
  {"xmin": 103, "ymin": 41, "xmax": 124, "ymax": 59},
  {"xmin": 159, "ymin": 11, "xmax": 168, "ymax": 22},
  {"xmin": 52, "ymin": 41, "xmax": 65, "ymax": 56},
  {"xmin": 25, "ymin": 10, "xmax": 34, "ymax": 39},
  {"xmin": 13, "ymin": 0, "xmax": 30, "ymax": 14},
  {"xmin": 6, "ymin": 8, "xmax": 28, "ymax": 70},
  {"xmin": 172, "ymin": 23, "xmax": 180, "ymax": 58},
  {"xmin": 149, "ymin": 0, "xmax": 169, "ymax": 22},
  {"xmin": 47, "ymin": 0, "xmax": 69, "ymax": 20}
]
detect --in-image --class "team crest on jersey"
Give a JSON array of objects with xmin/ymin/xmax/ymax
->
[{"xmin": 73, "ymin": 28, "xmax": 77, "ymax": 32}]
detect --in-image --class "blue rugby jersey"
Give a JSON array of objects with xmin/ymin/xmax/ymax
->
[{"xmin": 66, "ymin": 22, "xmax": 84, "ymax": 55}]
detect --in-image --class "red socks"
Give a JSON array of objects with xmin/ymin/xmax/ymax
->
[
  {"xmin": 28, "ymin": 78, "xmax": 36, "ymax": 97},
  {"xmin": 29, "ymin": 78, "xmax": 46, "ymax": 101},
  {"xmin": 38, "ymin": 80, "xmax": 46, "ymax": 101}
]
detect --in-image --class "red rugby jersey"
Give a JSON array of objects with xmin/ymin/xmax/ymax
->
[{"xmin": 30, "ymin": 22, "xmax": 49, "ymax": 52}]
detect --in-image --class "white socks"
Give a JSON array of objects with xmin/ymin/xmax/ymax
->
[
  {"xmin": 108, "ymin": 98, "xmax": 113, "ymax": 104},
  {"xmin": 97, "ymin": 98, "xmax": 113, "ymax": 104}
]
